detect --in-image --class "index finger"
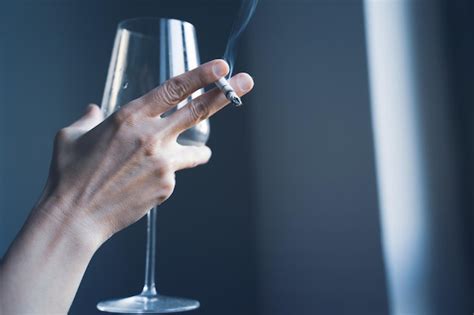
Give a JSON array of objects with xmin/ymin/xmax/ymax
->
[{"xmin": 128, "ymin": 59, "xmax": 230, "ymax": 117}]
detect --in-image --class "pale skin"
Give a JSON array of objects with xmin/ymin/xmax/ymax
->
[{"xmin": 0, "ymin": 59, "xmax": 254, "ymax": 315}]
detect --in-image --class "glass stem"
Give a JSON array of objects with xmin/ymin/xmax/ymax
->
[{"xmin": 142, "ymin": 207, "xmax": 158, "ymax": 296}]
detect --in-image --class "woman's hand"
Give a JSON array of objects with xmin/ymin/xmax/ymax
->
[
  {"xmin": 38, "ymin": 59, "xmax": 254, "ymax": 247},
  {"xmin": 0, "ymin": 59, "xmax": 253, "ymax": 315}
]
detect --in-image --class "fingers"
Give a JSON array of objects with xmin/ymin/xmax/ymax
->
[
  {"xmin": 163, "ymin": 73, "xmax": 254, "ymax": 135},
  {"xmin": 129, "ymin": 59, "xmax": 229, "ymax": 117},
  {"xmin": 172, "ymin": 145, "xmax": 212, "ymax": 171},
  {"xmin": 70, "ymin": 104, "xmax": 104, "ymax": 131}
]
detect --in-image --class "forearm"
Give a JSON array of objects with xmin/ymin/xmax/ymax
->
[{"xmin": 0, "ymin": 196, "xmax": 101, "ymax": 315}]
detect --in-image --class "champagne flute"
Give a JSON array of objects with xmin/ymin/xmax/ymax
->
[{"xmin": 97, "ymin": 17, "xmax": 209, "ymax": 314}]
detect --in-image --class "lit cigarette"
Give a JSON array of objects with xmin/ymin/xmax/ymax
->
[{"xmin": 215, "ymin": 77, "xmax": 242, "ymax": 107}]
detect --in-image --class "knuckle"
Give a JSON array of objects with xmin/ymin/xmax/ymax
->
[
  {"xmin": 152, "ymin": 159, "xmax": 172, "ymax": 178},
  {"xmin": 111, "ymin": 110, "xmax": 126, "ymax": 126},
  {"xmin": 156, "ymin": 175, "xmax": 175, "ymax": 204},
  {"xmin": 157, "ymin": 195, "xmax": 169, "ymax": 204},
  {"xmin": 138, "ymin": 135, "xmax": 157, "ymax": 156},
  {"xmin": 55, "ymin": 128, "xmax": 70, "ymax": 142},
  {"xmin": 150, "ymin": 87, "xmax": 164, "ymax": 105},
  {"xmin": 161, "ymin": 77, "xmax": 188, "ymax": 104},
  {"xmin": 112, "ymin": 107, "xmax": 137, "ymax": 128},
  {"xmin": 161, "ymin": 176, "xmax": 176, "ymax": 193},
  {"xmin": 188, "ymin": 99, "xmax": 210, "ymax": 122}
]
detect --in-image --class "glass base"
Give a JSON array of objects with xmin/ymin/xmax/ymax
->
[{"xmin": 97, "ymin": 293, "xmax": 200, "ymax": 313}]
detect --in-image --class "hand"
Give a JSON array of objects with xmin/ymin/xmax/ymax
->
[
  {"xmin": 35, "ymin": 59, "xmax": 254, "ymax": 248},
  {"xmin": 0, "ymin": 59, "xmax": 253, "ymax": 315}
]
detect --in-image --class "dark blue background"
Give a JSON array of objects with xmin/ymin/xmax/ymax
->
[{"xmin": 0, "ymin": 1, "xmax": 390, "ymax": 314}]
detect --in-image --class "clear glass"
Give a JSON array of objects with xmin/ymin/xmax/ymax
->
[{"xmin": 97, "ymin": 18, "xmax": 209, "ymax": 314}]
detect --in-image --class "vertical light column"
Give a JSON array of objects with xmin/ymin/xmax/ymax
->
[{"xmin": 364, "ymin": 1, "xmax": 471, "ymax": 314}]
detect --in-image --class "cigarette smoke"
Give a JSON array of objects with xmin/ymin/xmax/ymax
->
[{"xmin": 223, "ymin": 0, "xmax": 259, "ymax": 77}]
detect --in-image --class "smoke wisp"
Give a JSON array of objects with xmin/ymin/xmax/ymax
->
[{"xmin": 223, "ymin": 0, "xmax": 259, "ymax": 77}]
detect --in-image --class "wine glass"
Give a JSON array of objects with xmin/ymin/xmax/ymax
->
[{"xmin": 97, "ymin": 17, "xmax": 209, "ymax": 313}]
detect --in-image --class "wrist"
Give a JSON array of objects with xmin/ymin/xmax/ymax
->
[
  {"xmin": 31, "ymin": 192, "xmax": 105, "ymax": 255},
  {"xmin": 0, "ymin": 192, "xmax": 102, "ymax": 314}
]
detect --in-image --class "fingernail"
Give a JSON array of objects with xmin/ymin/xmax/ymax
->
[
  {"xmin": 213, "ymin": 61, "xmax": 228, "ymax": 77},
  {"xmin": 237, "ymin": 75, "xmax": 254, "ymax": 92}
]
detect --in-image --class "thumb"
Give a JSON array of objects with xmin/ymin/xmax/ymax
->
[{"xmin": 70, "ymin": 104, "xmax": 104, "ymax": 131}]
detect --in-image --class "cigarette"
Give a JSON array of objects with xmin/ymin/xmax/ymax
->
[{"xmin": 215, "ymin": 77, "xmax": 242, "ymax": 107}]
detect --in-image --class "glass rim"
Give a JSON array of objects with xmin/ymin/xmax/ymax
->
[{"xmin": 117, "ymin": 17, "xmax": 195, "ymax": 37}]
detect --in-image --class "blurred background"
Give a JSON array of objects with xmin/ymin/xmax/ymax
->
[{"xmin": 1, "ymin": 0, "xmax": 473, "ymax": 314}]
